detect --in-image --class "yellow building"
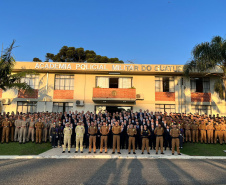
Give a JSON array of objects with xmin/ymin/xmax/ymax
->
[{"xmin": 0, "ymin": 62, "xmax": 225, "ymax": 116}]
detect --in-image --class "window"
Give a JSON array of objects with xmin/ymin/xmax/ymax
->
[
  {"xmin": 96, "ymin": 77, "xmax": 109, "ymax": 88},
  {"xmin": 21, "ymin": 75, "xmax": 39, "ymax": 89},
  {"xmin": 191, "ymin": 105, "xmax": 211, "ymax": 115},
  {"xmin": 203, "ymin": 78, "xmax": 210, "ymax": 93},
  {"xmin": 109, "ymin": 78, "xmax": 118, "ymax": 88},
  {"xmin": 95, "ymin": 105, "xmax": 106, "ymax": 114},
  {"xmin": 155, "ymin": 104, "xmax": 175, "ymax": 113},
  {"xmin": 53, "ymin": 102, "xmax": 73, "ymax": 113},
  {"xmin": 65, "ymin": 103, "xmax": 73, "ymax": 113},
  {"xmin": 190, "ymin": 77, "xmax": 210, "ymax": 93},
  {"xmin": 55, "ymin": 75, "xmax": 74, "ymax": 90},
  {"xmin": 118, "ymin": 78, "xmax": 132, "ymax": 88},
  {"xmin": 155, "ymin": 77, "xmax": 174, "ymax": 92},
  {"xmin": 95, "ymin": 105, "xmax": 132, "ymax": 114},
  {"xmin": 155, "ymin": 77, "xmax": 163, "ymax": 92},
  {"xmin": 17, "ymin": 101, "xmax": 37, "ymax": 113},
  {"xmin": 96, "ymin": 77, "xmax": 132, "ymax": 88}
]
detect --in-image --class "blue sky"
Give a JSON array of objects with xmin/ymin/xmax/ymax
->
[{"xmin": 1, "ymin": 0, "xmax": 226, "ymax": 65}]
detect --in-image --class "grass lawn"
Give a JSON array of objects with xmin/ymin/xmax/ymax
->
[
  {"xmin": 0, "ymin": 142, "xmax": 52, "ymax": 155},
  {"xmin": 0, "ymin": 141, "xmax": 225, "ymax": 156},
  {"xmin": 180, "ymin": 142, "xmax": 226, "ymax": 156}
]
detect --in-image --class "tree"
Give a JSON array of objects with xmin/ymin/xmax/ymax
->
[
  {"xmin": 183, "ymin": 36, "xmax": 226, "ymax": 100},
  {"xmin": 33, "ymin": 57, "xmax": 42, "ymax": 62},
  {"xmin": 0, "ymin": 41, "xmax": 33, "ymax": 91},
  {"xmin": 44, "ymin": 46, "xmax": 124, "ymax": 63},
  {"xmin": 76, "ymin": 48, "xmax": 85, "ymax": 62},
  {"xmin": 85, "ymin": 50, "xmax": 96, "ymax": 60}
]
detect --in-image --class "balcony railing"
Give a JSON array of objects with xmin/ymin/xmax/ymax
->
[
  {"xmin": 53, "ymin": 90, "xmax": 74, "ymax": 99},
  {"xmin": 191, "ymin": 92, "xmax": 211, "ymax": 102},
  {"xmin": 18, "ymin": 89, "xmax": 38, "ymax": 99},
  {"xmin": 155, "ymin": 92, "xmax": 175, "ymax": 101},
  {"xmin": 93, "ymin": 88, "xmax": 136, "ymax": 101}
]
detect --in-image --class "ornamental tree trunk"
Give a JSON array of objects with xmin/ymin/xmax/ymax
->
[
  {"xmin": 223, "ymin": 76, "xmax": 226, "ymax": 101},
  {"xmin": 223, "ymin": 63, "xmax": 226, "ymax": 101}
]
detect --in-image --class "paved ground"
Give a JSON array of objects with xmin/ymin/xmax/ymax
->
[
  {"xmin": 39, "ymin": 148, "xmax": 186, "ymax": 159},
  {"xmin": 1, "ymin": 148, "xmax": 226, "ymax": 159},
  {"xmin": 0, "ymin": 159, "xmax": 225, "ymax": 185}
]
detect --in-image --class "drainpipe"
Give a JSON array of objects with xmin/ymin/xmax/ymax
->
[
  {"xmin": 44, "ymin": 73, "xmax": 49, "ymax": 112},
  {"xmin": 181, "ymin": 77, "xmax": 183, "ymax": 113}
]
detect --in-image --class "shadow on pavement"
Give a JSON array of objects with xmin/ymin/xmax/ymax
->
[
  {"xmin": 0, "ymin": 159, "xmax": 66, "ymax": 182},
  {"xmin": 0, "ymin": 159, "xmax": 29, "ymax": 168},
  {"xmin": 200, "ymin": 159, "xmax": 226, "ymax": 171},
  {"xmin": 156, "ymin": 160, "xmax": 201, "ymax": 185},
  {"xmin": 128, "ymin": 159, "xmax": 147, "ymax": 185},
  {"xmin": 83, "ymin": 159, "xmax": 147, "ymax": 185},
  {"xmin": 83, "ymin": 159, "xmax": 117, "ymax": 185}
]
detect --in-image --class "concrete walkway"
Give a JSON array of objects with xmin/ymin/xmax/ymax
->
[{"xmin": 0, "ymin": 148, "xmax": 226, "ymax": 159}]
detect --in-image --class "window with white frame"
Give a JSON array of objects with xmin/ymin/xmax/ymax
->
[
  {"xmin": 17, "ymin": 101, "xmax": 37, "ymax": 113},
  {"xmin": 155, "ymin": 104, "xmax": 175, "ymax": 113},
  {"xmin": 55, "ymin": 75, "xmax": 74, "ymax": 90},
  {"xmin": 191, "ymin": 105, "xmax": 211, "ymax": 115},
  {"xmin": 96, "ymin": 77, "xmax": 132, "ymax": 88},
  {"xmin": 118, "ymin": 78, "xmax": 132, "ymax": 88},
  {"xmin": 155, "ymin": 77, "xmax": 174, "ymax": 92},
  {"xmin": 96, "ymin": 77, "xmax": 109, "ymax": 88},
  {"xmin": 190, "ymin": 77, "xmax": 210, "ymax": 93},
  {"xmin": 21, "ymin": 75, "xmax": 39, "ymax": 89},
  {"xmin": 53, "ymin": 102, "xmax": 73, "ymax": 113}
]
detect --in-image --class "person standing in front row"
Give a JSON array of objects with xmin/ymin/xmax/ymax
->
[
  {"xmin": 127, "ymin": 124, "xmax": 137, "ymax": 154},
  {"xmin": 184, "ymin": 120, "xmax": 191, "ymax": 142},
  {"xmin": 1, "ymin": 117, "xmax": 12, "ymax": 144},
  {"xmin": 35, "ymin": 118, "xmax": 44, "ymax": 144},
  {"xmin": 222, "ymin": 121, "xmax": 226, "ymax": 144},
  {"xmin": 27, "ymin": 117, "xmax": 35, "ymax": 143},
  {"xmin": 50, "ymin": 123, "xmax": 58, "ymax": 148},
  {"xmin": 75, "ymin": 122, "xmax": 85, "ymax": 153},
  {"xmin": 191, "ymin": 121, "xmax": 199, "ymax": 143},
  {"xmin": 58, "ymin": 122, "xmax": 64, "ymax": 148},
  {"xmin": 20, "ymin": 116, "xmax": 28, "ymax": 144},
  {"xmin": 206, "ymin": 121, "xmax": 214, "ymax": 144},
  {"xmin": 164, "ymin": 125, "xmax": 171, "ymax": 150},
  {"xmin": 154, "ymin": 123, "xmax": 164, "ymax": 154},
  {"xmin": 150, "ymin": 124, "xmax": 156, "ymax": 150},
  {"xmin": 178, "ymin": 124, "xmax": 184, "ymax": 149},
  {"xmin": 141, "ymin": 125, "xmax": 151, "ymax": 154},
  {"xmin": 112, "ymin": 121, "xmax": 121, "ymax": 154},
  {"xmin": 88, "ymin": 122, "xmax": 97, "ymax": 153},
  {"xmin": 170, "ymin": 123, "xmax": 181, "ymax": 155},
  {"xmin": 42, "ymin": 118, "xmax": 49, "ymax": 143},
  {"xmin": 9, "ymin": 116, "xmax": 15, "ymax": 142},
  {"xmin": 100, "ymin": 122, "xmax": 109, "ymax": 153},
  {"xmin": 14, "ymin": 116, "xmax": 22, "ymax": 142},
  {"xmin": 62, "ymin": 123, "xmax": 72, "ymax": 153},
  {"xmin": 199, "ymin": 120, "xmax": 207, "ymax": 144}
]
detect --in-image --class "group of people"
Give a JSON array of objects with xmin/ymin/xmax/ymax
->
[{"xmin": 0, "ymin": 110, "xmax": 226, "ymax": 155}]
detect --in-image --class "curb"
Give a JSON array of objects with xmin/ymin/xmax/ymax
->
[{"xmin": 0, "ymin": 155, "xmax": 226, "ymax": 160}]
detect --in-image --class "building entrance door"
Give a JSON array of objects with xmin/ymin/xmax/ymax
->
[{"xmin": 95, "ymin": 106, "xmax": 132, "ymax": 114}]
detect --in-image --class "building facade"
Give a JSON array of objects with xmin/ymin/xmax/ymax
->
[{"xmin": 0, "ymin": 62, "xmax": 225, "ymax": 115}]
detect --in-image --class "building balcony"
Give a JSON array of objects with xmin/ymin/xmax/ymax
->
[
  {"xmin": 191, "ymin": 92, "xmax": 211, "ymax": 102},
  {"xmin": 18, "ymin": 89, "xmax": 38, "ymax": 99},
  {"xmin": 53, "ymin": 90, "xmax": 74, "ymax": 99},
  {"xmin": 155, "ymin": 92, "xmax": 175, "ymax": 101},
  {"xmin": 92, "ymin": 88, "xmax": 136, "ymax": 103}
]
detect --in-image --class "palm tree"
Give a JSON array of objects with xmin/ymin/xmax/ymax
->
[
  {"xmin": 0, "ymin": 40, "xmax": 33, "ymax": 91},
  {"xmin": 183, "ymin": 36, "xmax": 226, "ymax": 100}
]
